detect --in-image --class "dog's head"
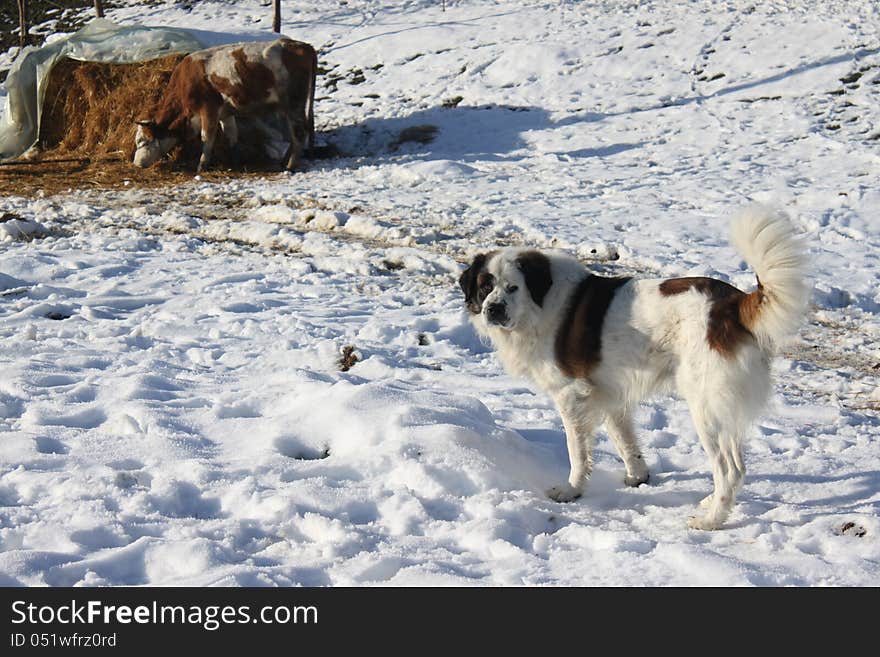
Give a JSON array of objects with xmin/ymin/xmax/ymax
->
[{"xmin": 459, "ymin": 249, "xmax": 553, "ymax": 332}]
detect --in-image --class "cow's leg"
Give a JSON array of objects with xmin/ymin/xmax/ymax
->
[
  {"xmin": 283, "ymin": 112, "xmax": 304, "ymax": 172},
  {"xmin": 219, "ymin": 113, "xmax": 239, "ymax": 168},
  {"xmin": 220, "ymin": 114, "xmax": 238, "ymax": 147},
  {"xmin": 197, "ymin": 106, "xmax": 220, "ymax": 174}
]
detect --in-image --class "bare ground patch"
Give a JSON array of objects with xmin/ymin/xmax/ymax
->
[{"xmin": 0, "ymin": 156, "xmax": 289, "ymax": 197}]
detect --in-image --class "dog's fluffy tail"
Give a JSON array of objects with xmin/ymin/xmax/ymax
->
[{"xmin": 731, "ymin": 203, "xmax": 810, "ymax": 352}]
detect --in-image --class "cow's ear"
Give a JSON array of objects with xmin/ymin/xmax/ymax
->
[
  {"xmin": 516, "ymin": 251, "xmax": 552, "ymax": 307},
  {"xmin": 134, "ymin": 120, "xmax": 157, "ymax": 140},
  {"xmin": 459, "ymin": 253, "xmax": 488, "ymax": 314},
  {"xmin": 134, "ymin": 119, "xmax": 158, "ymax": 135}
]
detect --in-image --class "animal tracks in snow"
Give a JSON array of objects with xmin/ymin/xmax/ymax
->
[
  {"xmin": 34, "ymin": 436, "xmax": 69, "ymax": 455},
  {"xmin": 274, "ymin": 436, "xmax": 331, "ymax": 461},
  {"xmin": 25, "ymin": 406, "xmax": 107, "ymax": 430}
]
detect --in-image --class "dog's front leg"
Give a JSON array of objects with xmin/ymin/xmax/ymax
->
[{"xmin": 547, "ymin": 390, "xmax": 600, "ymax": 502}]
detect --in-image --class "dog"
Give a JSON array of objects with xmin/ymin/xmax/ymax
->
[{"xmin": 459, "ymin": 204, "xmax": 809, "ymax": 530}]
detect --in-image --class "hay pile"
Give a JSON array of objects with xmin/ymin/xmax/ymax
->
[
  {"xmin": 37, "ymin": 55, "xmax": 288, "ymax": 169},
  {"xmin": 39, "ymin": 54, "xmax": 188, "ymax": 162},
  {"xmin": 0, "ymin": 54, "xmax": 306, "ymax": 195}
]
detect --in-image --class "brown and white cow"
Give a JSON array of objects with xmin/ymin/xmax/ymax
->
[{"xmin": 133, "ymin": 38, "xmax": 317, "ymax": 173}]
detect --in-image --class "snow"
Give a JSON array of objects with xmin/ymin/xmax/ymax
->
[{"xmin": 0, "ymin": 0, "xmax": 878, "ymax": 586}]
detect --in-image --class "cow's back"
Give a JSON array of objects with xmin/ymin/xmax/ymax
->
[{"xmin": 193, "ymin": 39, "xmax": 313, "ymax": 113}]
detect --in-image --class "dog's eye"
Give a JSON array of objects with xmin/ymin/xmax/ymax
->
[{"xmin": 507, "ymin": 285, "xmax": 519, "ymax": 293}]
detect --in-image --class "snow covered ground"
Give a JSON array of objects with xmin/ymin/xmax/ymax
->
[{"xmin": 0, "ymin": 0, "xmax": 878, "ymax": 586}]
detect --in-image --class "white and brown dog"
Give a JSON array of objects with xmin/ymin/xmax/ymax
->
[{"xmin": 459, "ymin": 205, "xmax": 809, "ymax": 530}]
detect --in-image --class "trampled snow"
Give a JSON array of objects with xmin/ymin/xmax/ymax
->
[{"xmin": 0, "ymin": 0, "xmax": 878, "ymax": 586}]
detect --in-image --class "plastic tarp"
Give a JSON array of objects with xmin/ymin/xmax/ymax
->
[{"xmin": 0, "ymin": 19, "xmax": 205, "ymax": 160}]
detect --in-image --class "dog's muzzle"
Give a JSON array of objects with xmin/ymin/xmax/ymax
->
[{"xmin": 486, "ymin": 302, "xmax": 509, "ymax": 327}]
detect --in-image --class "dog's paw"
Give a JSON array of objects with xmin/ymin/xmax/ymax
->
[
  {"xmin": 687, "ymin": 515, "xmax": 722, "ymax": 531},
  {"xmin": 625, "ymin": 472, "xmax": 649, "ymax": 487},
  {"xmin": 547, "ymin": 484, "xmax": 582, "ymax": 503}
]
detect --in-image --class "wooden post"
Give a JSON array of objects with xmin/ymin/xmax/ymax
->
[
  {"xmin": 273, "ymin": 0, "xmax": 281, "ymax": 33},
  {"xmin": 94, "ymin": 0, "xmax": 105, "ymax": 18},
  {"xmin": 17, "ymin": 0, "xmax": 28, "ymax": 48}
]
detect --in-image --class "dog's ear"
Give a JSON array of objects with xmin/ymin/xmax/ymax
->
[
  {"xmin": 517, "ymin": 251, "xmax": 553, "ymax": 307},
  {"xmin": 459, "ymin": 253, "xmax": 489, "ymax": 314}
]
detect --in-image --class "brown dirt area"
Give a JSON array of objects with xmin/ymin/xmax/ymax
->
[{"xmin": 0, "ymin": 156, "xmax": 282, "ymax": 197}]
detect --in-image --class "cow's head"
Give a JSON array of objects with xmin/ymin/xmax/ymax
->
[{"xmin": 133, "ymin": 120, "xmax": 178, "ymax": 168}]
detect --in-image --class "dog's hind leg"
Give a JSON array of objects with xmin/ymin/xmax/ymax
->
[
  {"xmin": 547, "ymin": 390, "xmax": 602, "ymax": 503},
  {"xmin": 606, "ymin": 412, "xmax": 650, "ymax": 487},
  {"xmin": 685, "ymin": 402, "xmax": 746, "ymax": 530}
]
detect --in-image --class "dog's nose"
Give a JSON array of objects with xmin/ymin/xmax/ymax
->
[{"xmin": 486, "ymin": 303, "xmax": 508, "ymax": 324}]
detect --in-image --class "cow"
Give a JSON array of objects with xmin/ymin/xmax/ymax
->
[{"xmin": 133, "ymin": 38, "xmax": 317, "ymax": 173}]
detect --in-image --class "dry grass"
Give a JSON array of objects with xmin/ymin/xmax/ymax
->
[{"xmin": 0, "ymin": 157, "xmax": 280, "ymax": 197}]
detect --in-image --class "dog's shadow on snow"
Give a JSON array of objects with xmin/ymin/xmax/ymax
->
[
  {"xmin": 313, "ymin": 103, "xmax": 645, "ymax": 165},
  {"xmin": 517, "ymin": 426, "xmax": 707, "ymax": 508},
  {"xmin": 749, "ymin": 470, "xmax": 880, "ymax": 514}
]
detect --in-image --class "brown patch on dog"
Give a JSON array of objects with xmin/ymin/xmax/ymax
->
[
  {"xmin": 658, "ymin": 277, "xmax": 764, "ymax": 357},
  {"xmin": 739, "ymin": 277, "xmax": 765, "ymax": 331},
  {"xmin": 555, "ymin": 275, "xmax": 631, "ymax": 379},
  {"xmin": 459, "ymin": 252, "xmax": 497, "ymax": 314},
  {"xmin": 516, "ymin": 250, "xmax": 553, "ymax": 307}
]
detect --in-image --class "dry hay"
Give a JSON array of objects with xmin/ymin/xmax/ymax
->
[
  {"xmin": 0, "ymin": 55, "xmax": 294, "ymax": 197},
  {"xmin": 0, "ymin": 54, "xmax": 198, "ymax": 197},
  {"xmin": 39, "ymin": 54, "xmax": 188, "ymax": 161},
  {"xmin": 0, "ymin": 157, "xmax": 279, "ymax": 197}
]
